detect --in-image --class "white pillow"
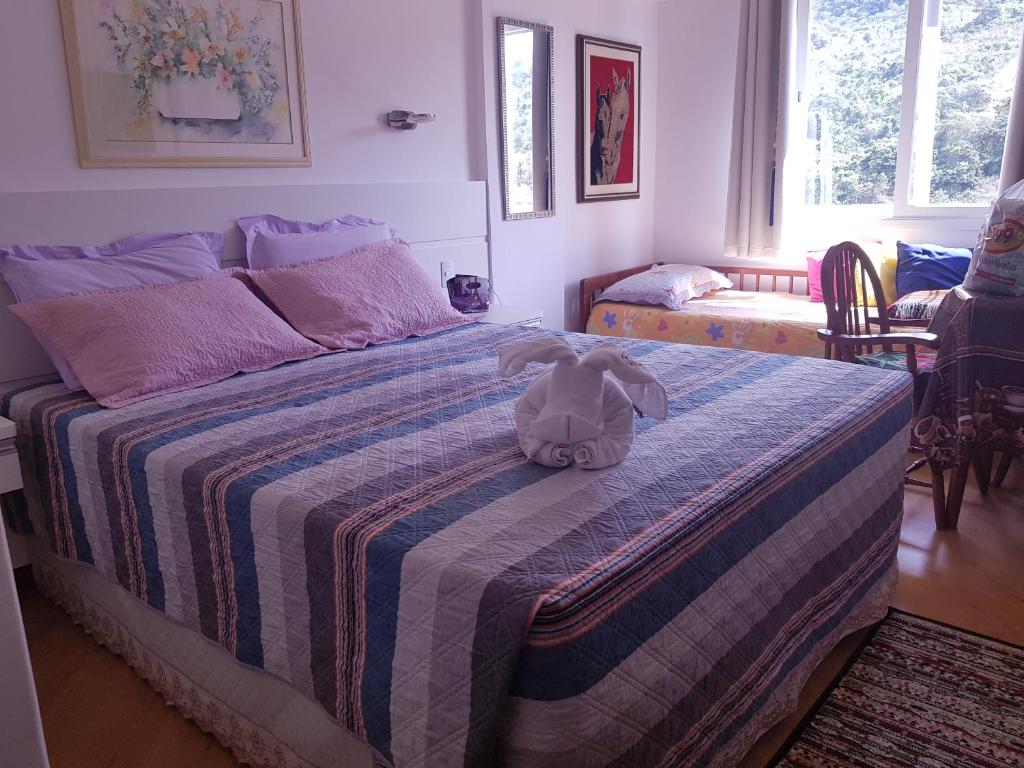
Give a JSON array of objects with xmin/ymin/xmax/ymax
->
[{"xmin": 598, "ymin": 264, "xmax": 733, "ymax": 310}]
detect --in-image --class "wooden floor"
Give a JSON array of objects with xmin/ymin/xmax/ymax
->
[{"xmin": 17, "ymin": 459, "xmax": 1024, "ymax": 768}]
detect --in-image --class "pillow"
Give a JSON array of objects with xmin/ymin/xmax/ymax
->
[
  {"xmin": 9, "ymin": 273, "xmax": 324, "ymax": 408},
  {"xmin": 0, "ymin": 230, "xmax": 223, "ymax": 268},
  {"xmin": 807, "ymin": 256, "xmax": 824, "ymax": 302},
  {"xmin": 238, "ymin": 214, "xmax": 397, "ymax": 269},
  {"xmin": 0, "ymin": 232, "xmax": 224, "ymax": 390},
  {"xmin": 598, "ymin": 264, "xmax": 733, "ymax": 310},
  {"xmin": 879, "ymin": 252, "xmax": 899, "ymax": 307},
  {"xmin": 895, "ymin": 241, "xmax": 971, "ymax": 298},
  {"xmin": 807, "ymin": 248, "xmax": 888, "ymax": 306},
  {"xmin": 888, "ymin": 289, "xmax": 949, "ymax": 322},
  {"xmin": 248, "ymin": 239, "xmax": 474, "ymax": 350}
]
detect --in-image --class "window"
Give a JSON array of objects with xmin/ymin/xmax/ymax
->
[{"xmin": 793, "ymin": 0, "xmax": 1024, "ymax": 221}]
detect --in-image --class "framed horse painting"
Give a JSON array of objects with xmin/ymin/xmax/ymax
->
[{"xmin": 576, "ymin": 34, "xmax": 641, "ymax": 203}]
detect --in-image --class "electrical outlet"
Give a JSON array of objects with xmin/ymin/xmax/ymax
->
[{"xmin": 440, "ymin": 260, "xmax": 455, "ymax": 283}]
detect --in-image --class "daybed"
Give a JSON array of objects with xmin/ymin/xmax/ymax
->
[{"xmin": 580, "ymin": 263, "xmax": 828, "ymax": 358}]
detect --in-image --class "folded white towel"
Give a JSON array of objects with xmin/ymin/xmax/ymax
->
[{"xmin": 499, "ymin": 338, "xmax": 667, "ymax": 470}]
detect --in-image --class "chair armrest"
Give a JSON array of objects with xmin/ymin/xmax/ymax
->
[{"xmin": 817, "ymin": 329, "xmax": 941, "ymax": 349}]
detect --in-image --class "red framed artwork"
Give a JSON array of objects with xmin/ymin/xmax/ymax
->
[{"xmin": 576, "ymin": 34, "xmax": 641, "ymax": 203}]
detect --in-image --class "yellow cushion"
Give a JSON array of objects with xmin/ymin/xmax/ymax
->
[
  {"xmin": 852, "ymin": 242, "xmax": 897, "ymax": 308},
  {"xmin": 879, "ymin": 253, "xmax": 898, "ymax": 306}
]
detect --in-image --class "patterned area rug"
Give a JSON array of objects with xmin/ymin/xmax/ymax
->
[{"xmin": 772, "ymin": 609, "xmax": 1024, "ymax": 767}]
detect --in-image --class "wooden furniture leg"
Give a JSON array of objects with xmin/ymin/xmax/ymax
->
[
  {"xmin": 944, "ymin": 443, "xmax": 974, "ymax": 531},
  {"xmin": 973, "ymin": 448, "xmax": 993, "ymax": 496},
  {"xmin": 931, "ymin": 464, "xmax": 948, "ymax": 530},
  {"xmin": 993, "ymin": 452, "xmax": 1014, "ymax": 488}
]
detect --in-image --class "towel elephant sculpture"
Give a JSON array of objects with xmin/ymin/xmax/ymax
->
[{"xmin": 498, "ymin": 337, "xmax": 668, "ymax": 469}]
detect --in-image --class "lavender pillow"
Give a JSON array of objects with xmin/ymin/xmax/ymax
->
[
  {"xmin": 248, "ymin": 239, "xmax": 474, "ymax": 350},
  {"xmin": 0, "ymin": 230, "xmax": 223, "ymax": 267},
  {"xmin": 598, "ymin": 264, "xmax": 733, "ymax": 310},
  {"xmin": 0, "ymin": 232, "xmax": 224, "ymax": 390},
  {"xmin": 237, "ymin": 214, "xmax": 397, "ymax": 269},
  {"xmin": 9, "ymin": 273, "xmax": 325, "ymax": 409}
]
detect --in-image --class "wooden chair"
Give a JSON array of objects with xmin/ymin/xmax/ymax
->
[
  {"xmin": 816, "ymin": 242, "xmax": 941, "ymax": 405},
  {"xmin": 815, "ymin": 242, "xmax": 947, "ymax": 524}
]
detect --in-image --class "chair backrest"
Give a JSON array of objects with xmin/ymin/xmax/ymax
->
[{"xmin": 821, "ymin": 241, "xmax": 892, "ymax": 360}]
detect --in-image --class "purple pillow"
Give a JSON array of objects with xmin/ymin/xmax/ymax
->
[
  {"xmin": 0, "ymin": 232, "xmax": 224, "ymax": 390},
  {"xmin": 237, "ymin": 214, "xmax": 398, "ymax": 270},
  {"xmin": 248, "ymin": 239, "xmax": 474, "ymax": 350},
  {"xmin": 9, "ymin": 273, "xmax": 325, "ymax": 409},
  {"xmin": 0, "ymin": 230, "xmax": 223, "ymax": 267}
]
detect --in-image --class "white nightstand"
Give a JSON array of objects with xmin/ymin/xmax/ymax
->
[
  {"xmin": 0, "ymin": 416, "xmax": 22, "ymax": 495},
  {"xmin": 476, "ymin": 304, "xmax": 544, "ymax": 328},
  {"xmin": 0, "ymin": 416, "xmax": 28, "ymax": 570},
  {"xmin": 0, "ymin": 414, "xmax": 49, "ymax": 768}
]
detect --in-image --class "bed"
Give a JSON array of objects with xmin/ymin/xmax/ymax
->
[
  {"xmin": 580, "ymin": 264, "xmax": 828, "ymax": 358},
  {"xmin": 2, "ymin": 321, "xmax": 913, "ymax": 768}
]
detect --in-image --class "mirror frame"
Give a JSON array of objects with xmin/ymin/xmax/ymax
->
[{"xmin": 497, "ymin": 16, "xmax": 555, "ymax": 221}]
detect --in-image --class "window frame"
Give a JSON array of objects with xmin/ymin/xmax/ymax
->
[{"xmin": 793, "ymin": 0, "xmax": 1014, "ymax": 225}]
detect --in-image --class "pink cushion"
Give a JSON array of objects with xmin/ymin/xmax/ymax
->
[
  {"xmin": 248, "ymin": 239, "xmax": 475, "ymax": 350},
  {"xmin": 807, "ymin": 255, "xmax": 824, "ymax": 302},
  {"xmin": 0, "ymin": 232, "xmax": 224, "ymax": 390},
  {"xmin": 10, "ymin": 273, "xmax": 325, "ymax": 408}
]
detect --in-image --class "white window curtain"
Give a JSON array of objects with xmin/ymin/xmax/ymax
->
[
  {"xmin": 999, "ymin": 24, "xmax": 1024, "ymax": 192},
  {"xmin": 724, "ymin": 0, "xmax": 798, "ymax": 259}
]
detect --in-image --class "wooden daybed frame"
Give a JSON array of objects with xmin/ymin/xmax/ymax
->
[{"xmin": 578, "ymin": 263, "xmax": 809, "ymax": 330}]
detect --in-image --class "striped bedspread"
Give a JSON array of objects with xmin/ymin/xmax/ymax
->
[{"xmin": 2, "ymin": 324, "xmax": 913, "ymax": 767}]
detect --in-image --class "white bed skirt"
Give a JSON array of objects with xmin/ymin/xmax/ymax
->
[
  {"xmin": 30, "ymin": 542, "xmax": 378, "ymax": 768},
  {"xmin": 28, "ymin": 540, "xmax": 896, "ymax": 768}
]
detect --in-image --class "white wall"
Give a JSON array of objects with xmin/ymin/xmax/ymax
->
[
  {"xmin": 0, "ymin": 0, "xmax": 486, "ymax": 192},
  {"xmin": 481, "ymin": 0, "xmax": 661, "ymax": 330},
  {"xmin": 652, "ymin": 0, "xmax": 743, "ymax": 266},
  {"xmin": 0, "ymin": 0, "xmax": 663, "ymax": 330}
]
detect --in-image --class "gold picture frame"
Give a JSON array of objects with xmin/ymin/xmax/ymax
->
[{"xmin": 60, "ymin": 0, "xmax": 311, "ymax": 168}]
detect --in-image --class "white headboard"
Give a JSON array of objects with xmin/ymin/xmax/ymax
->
[{"xmin": 0, "ymin": 181, "xmax": 489, "ymax": 387}]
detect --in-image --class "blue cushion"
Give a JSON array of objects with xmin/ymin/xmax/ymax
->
[{"xmin": 895, "ymin": 241, "xmax": 971, "ymax": 298}]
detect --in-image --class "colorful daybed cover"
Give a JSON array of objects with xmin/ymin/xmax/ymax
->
[
  {"xmin": 588, "ymin": 289, "xmax": 827, "ymax": 358},
  {"xmin": 3, "ymin": 323, "xmax": 912, "ymax": 768}
]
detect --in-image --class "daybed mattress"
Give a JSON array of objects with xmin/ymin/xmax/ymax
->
[
  {"xmin": 587, "ymin": 290, "xmax": 827, "ymax": 358},
  {"xmin": 3, "ymin": 323, "xmax": 912, "ymax": 767}
]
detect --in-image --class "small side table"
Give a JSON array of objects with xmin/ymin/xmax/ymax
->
[
  {"xmin": 475, "ymin": 304, "xmax": 544, "ymax": 328},
  {"xmin": 916, "ymin": 287, "xmax": 1024, "ymax": 529},
  {"xmin": 0, "ymin": 416, "xmax": 22, "ymax": 494},
  {"xmin": 0, "ymin": 415, "xmax": 49, "ymax": 767},
  {"xmin": 1, "ymin": 415, "xmax": 28, "ymax": 569}
]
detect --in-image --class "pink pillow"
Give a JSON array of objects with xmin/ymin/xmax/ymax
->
[
  {"xmin": 807, "ymin": 255, "xmax": 824, "ymax": 302},
  {"xmin": 1, "ymin": 232, "xmax": 224, "ymax": 390},
  {"xmin": 248, "ymin": 239, "xmax": 475, "ymax": 349},
  {"xmin": 10, "ymin": 273, "xmax": 325, "ymax": 408}
]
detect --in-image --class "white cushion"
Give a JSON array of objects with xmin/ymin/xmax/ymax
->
[{"xmin": 598, "ymin": 264, "xmax": 733, "ymax": 310}]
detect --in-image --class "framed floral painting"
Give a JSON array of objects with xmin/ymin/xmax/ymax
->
[
  {"xmin": 59, "ymin": 0, "xmax": 310, "ymax": 167},
  {"xmin": 576, "ymin": 34, "xmax": 641, "ymax": 202}
]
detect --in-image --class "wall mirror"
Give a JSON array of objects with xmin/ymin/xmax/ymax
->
[{"xmin": 497, "ymin": 17, "xmax": 555, "ymax": 220}]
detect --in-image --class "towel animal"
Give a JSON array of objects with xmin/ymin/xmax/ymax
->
[{"xmin": 498, "ymin": 337, "xmax": 668, "ymax": 469}]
